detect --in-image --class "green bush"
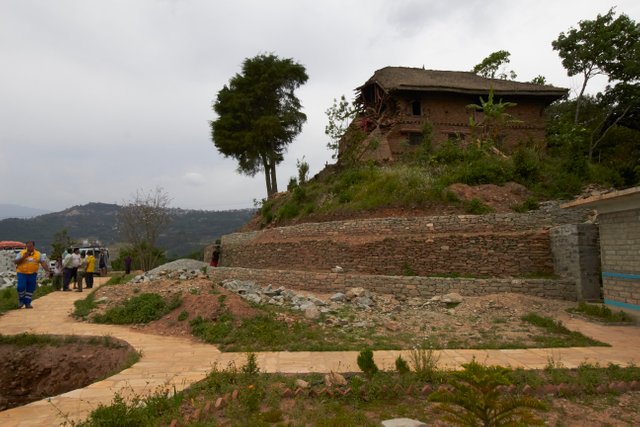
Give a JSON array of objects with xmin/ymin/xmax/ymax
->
[
  {"xmin": 357, "ymin": 348, "xmax": 379, "ymax": 377},
  {"xmin": 395, "ymin": 355, "xmax": 411, "ymax": 374},
  {"xmin": 450, "ymin": 156, "xmax": 513, "ymax": 185},
  {"xmin": 93, "ymin": 293, "xmax": 182, "ymax": 324},
  {"xmin": 512, "ymin": 147, "xmax": 541, "ymax": 182},
  {"xmin": 512, "ymin": 197, "xmax": 539, "ymax": 213},
  {"xmin": 276, "ymin": 202, "xmax": 301, "ymax": 220},
  {"xmin": 464, "ymin": 198, "xmax": 494, "ymax": 215},
  {"xmin": 429, "ymin": 360, "xmax": 547, "ymax": 426},
  {"xmin": 190, "ymin": 313, "xmax": 234, "ymax": 342},
  {"xmin": 568, "ymin": 302, "xmax": 634, "ymax": 323}
]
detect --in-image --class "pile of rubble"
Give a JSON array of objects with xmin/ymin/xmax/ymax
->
[
  {"xmin": 219, "ymin": 279, "xmax": 473, "ymax": 332},
  {"xmin": 0, "ymin": 272, "xmax": 50, "ymax": 290},
  {"xmin": 129, "ymin": 268, "xmax": 207, "ymax": 284},
  {"xmin": 128, "ymin": 259, "xmax": 209, "ymax": 284},
  {"xmin": 220, "ymin": 279, "xmax": 382, "ymax": 321},
  {"xmin": 0, "ymin": 272, "xmax": 17, "ymax": 289},
  {"xmin": 222, "ymin": 279, "xmax": 384, "ymax": 319}
]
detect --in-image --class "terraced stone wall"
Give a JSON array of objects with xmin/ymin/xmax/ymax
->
[
  {"xmin": 208, "ymin": 267, "xmax": 577, "ymax": 301},
  {"xmin": 219, "ymin": 206, "xmax": 592, "ymax": 278}
]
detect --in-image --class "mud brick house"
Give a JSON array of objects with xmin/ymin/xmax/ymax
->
[
  {"xmin": 563, "ymin": 186, "xmax": 640, "ymax": 313},
  {"xmin": 348, "ymin": 67, "xmax": 568, "ymax": 162}
]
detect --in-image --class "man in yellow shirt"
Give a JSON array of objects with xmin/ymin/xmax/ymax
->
[
  {"xmin": 84, "ymin": 250, "xmax": 96, "ymax": 289},
  {"xmin": 14, "ymin": 241, "xmax": 50, "ymax": 309}
]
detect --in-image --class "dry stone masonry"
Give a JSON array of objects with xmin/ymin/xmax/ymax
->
[{"xmin": 218, "ymin": 202, "xmax": 593, "ymax": 280}]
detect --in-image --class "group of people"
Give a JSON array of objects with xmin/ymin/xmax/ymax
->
[{"xmin": 49, "ymin": 248, "xmax": 109, "ymax": 292}]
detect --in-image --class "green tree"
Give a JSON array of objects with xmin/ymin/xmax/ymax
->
[
  {"xmin": 112, "ymin": 243, "xmax": 166, "ymax": 272},
  {"xmin": 429, "ymin": 360, "xmax": 547, "ymax": 426},
  {"xmin": 325, "ymin": 95, "xmax": 359, "ymax": 159},
  {"xmin": 467, "ymin": 88, "xmax": 520, "ymax": 146},
  {"xmin": 552, "ymin": 8, "xmax": 640, "ymax": 123},
  {"xmin": 589, "ymin": 82, "xmax": 640, "ymax": 160},
  {"xmin": 50, "ymin": 228, "xmax": 76, "ymax": 260},
  {"xmin": 530, "ymin": 75, "xmax": 547, "ymax": 85},
  {"xmin": 471, "ymin": 50, "xmax": 517, "ymax": 80},
  {"xmin": 211, "ymin": 53, "xmax": 308, "ymax": 198}
]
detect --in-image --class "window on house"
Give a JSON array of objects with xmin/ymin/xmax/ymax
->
[
  {"xmin": 408, "ymin": 133, "xmax": 422, "ymax": 146},
  {"xmin": 411, "ymin": 100, "xmax": 421, "ymax": 116}
]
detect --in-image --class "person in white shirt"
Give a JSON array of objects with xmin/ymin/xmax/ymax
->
[
  {"xmin": 70, "ymin": 248, "xmax": 81, "ymax": 289},
  {"xmin": 62, "ymin": 248, "xmax": 74, "ymax": 291}
]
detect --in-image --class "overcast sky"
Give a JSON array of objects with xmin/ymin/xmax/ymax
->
[{"xmin": 1, "ymin": 0, "xmax": 638, "ymax": 212}]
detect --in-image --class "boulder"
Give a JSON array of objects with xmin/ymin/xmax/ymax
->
[
  {"xmin": 381, "ymin": 419, "xmax": 427, "ymax": 427},
  {"xmin": 324, "ymin": 372, "xmax": 347, "ymax": 387},
  {"xmin": 441, "ymin": 293, "xmax": 463, "ymax": 304},
  {"xmin": 330, "ymin": 292, "xmax": 346, "ymax": 302},
  {"xmin": 303, "ymin": 306, "xmax": 320, "ymax": 320}
]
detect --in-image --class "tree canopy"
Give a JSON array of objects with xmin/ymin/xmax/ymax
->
[
  {"xmin": 210, "ymin": 53, "xmax": 308, "ymax": 198},
  {"xmin": 471, "ymin": 50, "xmax": 516, "ymax": 80},
  {"xmin": 552, "ymin": 8, "xmax": 640, "ymax": 122},
  {"xmin": 117, "ymin": 187, "xmax": 171, "ymax": 272}
]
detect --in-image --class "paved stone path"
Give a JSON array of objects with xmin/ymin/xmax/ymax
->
[{"xmin": 1, "ymin": 280, "xmax": 639, "ymax": 426}]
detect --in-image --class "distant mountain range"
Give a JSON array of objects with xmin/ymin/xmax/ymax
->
[
  {"xmin": 0, "ymin": 202, "xmax": 255, "ymax": 257},
  {"xmin": 0, "ymin": 203, "xmax": 51, "ymax": 220}
]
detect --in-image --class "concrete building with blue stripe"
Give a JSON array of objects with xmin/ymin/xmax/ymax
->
[{"xmin": 563, "ymin": 186, "xmax": 640, "ymax": 312}]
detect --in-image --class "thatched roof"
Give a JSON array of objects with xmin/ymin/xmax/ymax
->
[{"xmin": 358, "ymin": 66, "xmax": 568, "ymax": 97}]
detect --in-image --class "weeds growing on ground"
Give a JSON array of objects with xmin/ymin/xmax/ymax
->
[
  {"xmin": 429, "ymin": 359, "xmax": 548, "ymax": 426},
  {"xmin": 0, "ymin": 285, "xmax": 56, "ymax": 314},
  {"xmin": 567, "ymin": 302, "xmax": 634, "ymax": 323},
  {"xmin": 409, "ymin": 346, "xmax": 441, "ymax": 382},
  {"xmin": 72, "ymin": 353, "xmax": 640, "ymax": 426},
  {"xmin": 92, "ymin": 293, "xmax": 182, "ymax": 324},
  {"xmin": 522, "ymin": 313, "xmax": 608, "ymax": 347}
]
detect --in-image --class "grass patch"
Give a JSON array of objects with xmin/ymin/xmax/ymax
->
[
  {"xmin": 76, "ymin": 356, "xmax": 640, "ymax": 427},
  {"xmin": 522, "ymin": 313, "xmax": 608, "ymax": 347},
  {"xmin": 0, "ymin": 333, "xmax": 134, "ymax": 350},
  {"xmin": 567, "ymin": 302, "xmax": 634, "ymax": 324},
  {"xmin": 92, "ymin": 293, "xmax": 182, "ymax": 324},
  {"xmin": 0, "ymin": 284, "xmax": 56, "ymax": 315},
  {"xmin": 190, "ymin": 309, "xmax": 415, "ymax": 352}
]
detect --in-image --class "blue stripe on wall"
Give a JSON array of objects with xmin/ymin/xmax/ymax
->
[
  {"xmin": 602, "ymin": 272, "xmax": 640, "ymax": 280},
  {"xmin": 604, "ymin": 299, "xmax": 640, "ymax": 312}
]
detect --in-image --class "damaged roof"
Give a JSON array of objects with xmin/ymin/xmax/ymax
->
[{"xmin": 358, "ymin": 66, "xmax": 568, "ymax": 97}]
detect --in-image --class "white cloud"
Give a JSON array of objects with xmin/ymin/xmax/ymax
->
[
  {"xmin": 0, "ymin": 0, "xmax": 638, "ymax": 211},
  {"xmin": 183, "ymin": 172, "xmax": 206, "ymax": 186}
]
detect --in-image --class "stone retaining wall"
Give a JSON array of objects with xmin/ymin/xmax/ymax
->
[
  {"xmin": 219, "ymin": 206, "xmax": 592, "ymax": 278},
  {"xmin": 222, "ymin": 229, "xmax": 554, "ymax": 277},
  {"xmin": 208, "ymin": 267, "xmax": 577, "ymax": 301},
  {"xmin": 550, "ymin": 223, "xmax": 601, "ymax": 301}
]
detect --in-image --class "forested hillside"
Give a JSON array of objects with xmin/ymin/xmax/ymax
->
[{"xmin": 0, "ymin": 203, "xmax": 254, "ymax": 257}]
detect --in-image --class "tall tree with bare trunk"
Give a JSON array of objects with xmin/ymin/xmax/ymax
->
[{"xmin": 117, "ymin": 187, "xmax": 171, "ymax": 272}]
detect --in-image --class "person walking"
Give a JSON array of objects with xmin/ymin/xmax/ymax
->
[
  {"xmin": 75, "ymin": 251, "xmax": 87, "ymax": 292},
  {"xmin": 71, "ymin": 248, "xmax": 81, "ymax": 289},
  {"xmin": 124, "ymin": 255, "xmax": 132, "ymax": 275},
  {"xmin": 210, "ymin": 245, "xmax": 221, "ymax": 267},
  {"xmin": 51, "ymin": 256, "xmax": 63, "ymax": 290},
  {"xmin": 62, "ymin": 248, "xmax": 73, "ymax": 291},
  {"xmin": 14, "ymin": 241, "xmax": 50, "ymax": 309},
  {"xmin": 98, "ymin": 249, "xmax": 108, "ymax": 276},
  {"xmin": 85, "ymin": 250, "xmax": 95, "ymax": 289}
]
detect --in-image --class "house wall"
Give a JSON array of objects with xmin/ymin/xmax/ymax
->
[
  {"xmin": 599, "ymin": 208, "xmax": 640, "ymax": 311},
  {"xmin": 360, "ymin": 91, "xmax": 550, "ymax": 162}
]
